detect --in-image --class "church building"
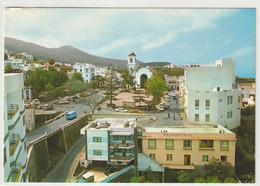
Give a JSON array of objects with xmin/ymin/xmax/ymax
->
[{"xmin": 127, "ymin": 52, "xmax": 153, "ymax": 88}]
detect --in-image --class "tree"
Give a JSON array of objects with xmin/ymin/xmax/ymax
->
[
  {"xmin": 65, "ymin": 79, "xmax": 86, "ymax": 101},
  {"xmin": 48, "ymin": 58, "xmax": 55, "ymax": 65},
  {"xmin": 177, "ymin": 170, "xmax": 190, "ymax": 183},
  {"xmin": 206, "ymin": 176, "xmax": 221, "ymax": 183},
  {"xmin": 4, "ymin": 53, "xmax": 8, "ymax": 60},
  {"xmin": 72, "ymin": 72, "xmax": 84, "ymax": 82},
  {"xmin": 132, "ymin": 90, "xmax": 146, "ymax": 107},
  {"xmin": 33, "ymin": 56, "xmax": 37, "ymax": 61},
  {"xmin": 121, "ymin": 69, "xmax": 135, "ymax": 90},
  {"xmin": 224, "ymin": 177, "xmax": 237, "ymax": 183},
  {"xmin": 145, "ymin": 75, "xmax": 167, "ymax": 109},
  {"xmin": 93, "ymin": 75, "xmax": 105, "ymax": 88},
  {"xmin": 194, "ymin": 177, "xmax": 206, "ymax": 183},
  {"xmin": 130, "ymin": 176, "xmax": 146, "ymax": 183},
  {"xmin": 4, "ymin": 65, "xmax": 16, "ymax": 73},
  {"xmin": 81, "ymin": 93, "xmax": 100, "ymax": 114},
  {"xmin": 205, "ymin": 156, "xmax": 233, "ymax": 182},
  {"xmin": 104, "ymin": 66, "xmax": 118, "ymax": 105}
]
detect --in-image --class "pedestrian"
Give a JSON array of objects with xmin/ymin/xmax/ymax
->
[
  {"xmin": 168, "ymin": 113, "xmax": 170, "ymax": 118},
  {"xmin": 174, "ymin": 114, "xmax": 176, "ymax": 120}
]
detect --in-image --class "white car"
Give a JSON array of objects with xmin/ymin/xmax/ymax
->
[
  {"xmin": 159, "ymin": 105, "xmax": 164, "ymax": 111},
  {"xmin": 116, "ymin": 108, "xmax": 128, "ymax": 112}
]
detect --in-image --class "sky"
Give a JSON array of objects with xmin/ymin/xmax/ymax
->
[{"xmin": 4, "ymin": 8, "xmax": 255, "ymax": 78}]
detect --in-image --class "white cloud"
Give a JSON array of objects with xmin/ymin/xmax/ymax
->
[
  {"xmin": 4, "ymin": 8, "xmax": 239, "ymax": 54},
  {"xmin": 141, "ymin": 32, "xmax": 176, "ymax": 51},
  {"xmin": 224, "ymin": 39, "xmax": 231, "ymax": 44},
  {"xmin": 230, "ymin": 46, "xmax": 255, "ymax": 57}
]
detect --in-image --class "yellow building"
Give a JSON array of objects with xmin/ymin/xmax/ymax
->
[{"xmin": 141, "ymin": 124, "xmax": 236, "ymax": 171}]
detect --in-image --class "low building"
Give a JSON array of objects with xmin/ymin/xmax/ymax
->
[
  {"xmin": 141, "ymin": 124, "xmax": 236, "ymax": 174},
  {"xmin": 80, "ymin": 118, "xmax": 137, "ymax": 166},
  {"xmin": 4, "ymin": 73, "xmax": 27, "ymax": 182},
  {"xmin": 73, "ymin": 63, "xmax": 96, "ymax": 83},
  {"xmin": 238, "ymin": 83, "xmax": 255, "ymax": 108}
]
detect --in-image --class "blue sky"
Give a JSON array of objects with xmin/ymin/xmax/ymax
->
[{"xmin": 5, "ymin": 8, "xmax": 255, "ymax": 77}]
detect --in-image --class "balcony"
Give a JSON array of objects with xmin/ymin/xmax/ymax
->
[
  {"xmin": 11, "ymin": 162, "xmax": 22, "ymax": 182},
  {"xmin": 8, "ymin": 104, "xmax": 19, "ymax": 120},
  {"xmin": 9, "ymin": 134, "xmax": 21, "ymax": 156},
  {"xmin": 110, "ymin": 154, "xmax": 134, "ymax": 161},
  {"xmin": 110, "ymin": 142, "xmax": 135, "ymax": 148}
]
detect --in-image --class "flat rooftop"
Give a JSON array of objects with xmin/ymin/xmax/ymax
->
[
  {"xmin": 87, "ymin": 118, "xmax": 136, "ymax": 130},
  {"xmin": 143, "ymin": 124, "xmax": 233, "ymax": 134}
]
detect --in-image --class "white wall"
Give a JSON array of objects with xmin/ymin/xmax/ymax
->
[{"xmin": 87, "ymin": 129, "xmax": 108, "ymax": 161}]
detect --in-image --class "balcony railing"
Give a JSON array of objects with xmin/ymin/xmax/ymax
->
[
  {"xmin": 8, "ymin": 104, "xmax": 19, "ymax": 120},
  {"xmin": 15, "ymin": 163, "xmax": 22, "ymax": 182},
  {"xmin": 11, "ymin": 162, "xmax": 22, "ymax": 182},
  {"xmin": 110, "ymin": 142, "xmax": 134, "ymax": 148},
  {"xmin": 9, "ymin": 134, "xmax": 21, "ymax": 156},
  {"xmin": 110, "ymin": 155, "xmax": 134, "ymax": 161}
]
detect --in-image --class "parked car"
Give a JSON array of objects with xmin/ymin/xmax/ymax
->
[
  {"xmin": 33, "ymin": 99, "xmax": 41, "ymax": 106},
  {"xmin": 116, "ymin": 108, "xmax": 128, "ymax": 112},
  {"xmin": 24, "ymin": 103, "xmax": 31, "ymax": 109},
  {"xmin": 36, "ymin": 104, "xmax": 43, "ymax": 109},
  {"xmin": 159, "ymin": 105, "xmax": 164, "ymax": 111},
  {"xmin": 130, "ymin": 109, "xmax": 143, "ymax": 114},
  {"xmin": 43, "ymin": 104, "xmax": 53, "ymax": 110},
  {"xmin": 66, "ymin": 111, "xmax": 77, "ymax": 120}
]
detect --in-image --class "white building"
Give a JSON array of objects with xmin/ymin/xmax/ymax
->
[
  {"xmin": 73, "ymin": 63, "xmax": 96, "ymax": 83},
  {"xmin": 95, "ymin": 66, "xmax": 107, "ymax": 77},
  {"xmin": 4, "ymin": 73, "xmax": 27, "ymax": 182},
  {"xmin": 238, "ymin": 83, "xmax": 255, "ymax": 108},
  {"xmin": 164, "ymin": 63, "xmax": 176, "ymax": 69},
  {"xmin": 80, "ymin": 118, "xmax": 137, "ymax": 166},
  {"xmin": 183, "ymin": 58, "xmax": 241, "ymax": 129},
  {"xmin": 127, "ymin": 52, "xmax": 153, "ymax": 88}
]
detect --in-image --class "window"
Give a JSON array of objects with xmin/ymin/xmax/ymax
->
[
  {"xmin": 148, "ymin": 139, "xmax": 156, "ymax": 149},
  {"xmin": 184, "ymin": 140, "xmax": 192, "ymax": 149},
  {"xmin": 184, "ymin": 155, "xmax": 191, "ymax": 165},
  {"xmin": 126, "ymin": 136, "xmax": 131, "ymax": 141},
  {"xmin": 227, "ymin": 96, "xmax": 233, "ymax": 105},
  {"xmin": 205, "ymin": 114, "xmax": 210, "ymax": 122},
  {"xmin": 227, "ymin": 111, "xmax": 233, "ymax": 119},
  {"xmin": 220, "ymin": 141, "xmax": 229, "ymax": 149},
  {"xmin": 221, "ymin": 156, "xmax": 227, "ymax": 162},
  {"xmin": 202, "ymin": 155, "xmax": 209, "ymax": 162},
  {"xmin": 93, "ymin": 137, "xmax": 102, "ymax": 142},
  {"xmin": 166, "ymin": 139, "xmax": 174, "ymax": 149},
  {"xmin": 113, "ymin": 136, "xmax": 121, "ymax": 140},
  {"xmin": 195, "ymin": 114, "xmax": 199, "ymax": 122},
  {"xmin": 149, "ymin": 153, "xmax": 155, "ymax": 160},
  {"xmin": 195, "ymin": 100, "xmax": 199, "ymax": 107},
  {"xmin": 93, "ymin": 150, "xmax": 102, "ymax": 155},
  {"xmin": 130, "ymin": 58, "xmax": 133, "ymax": 63},
  {"xmin": 205, "ymin": 100, "xmax": 210, "ymax": 107},
  {"xmin": 199, "ymin": 140, "xmax": 213, "ymax": 148},
  {"xmin": 241, "ymin": 94, "xmax": 244, "ymax": 98},
  {"xmin": 167, "ymin": 154, "xmax": 173, "ymax": 161}
]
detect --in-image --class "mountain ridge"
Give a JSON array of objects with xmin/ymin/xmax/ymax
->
[{"xmin": 4, "ymin": 37, "xmax": 143, "ymax": 68}]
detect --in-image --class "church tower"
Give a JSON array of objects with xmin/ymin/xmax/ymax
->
[{"xmin": 127, "ymin": 52, "xmax": 137, "ymax": 72}]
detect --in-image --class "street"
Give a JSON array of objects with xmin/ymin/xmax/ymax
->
[
  {"xmin": 42, "ymin": 136, "xmax": 85, "ymax": 182},
  {"xmin": 26, "ymin": 92, "xmax": 105, "ymax": 143}
]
